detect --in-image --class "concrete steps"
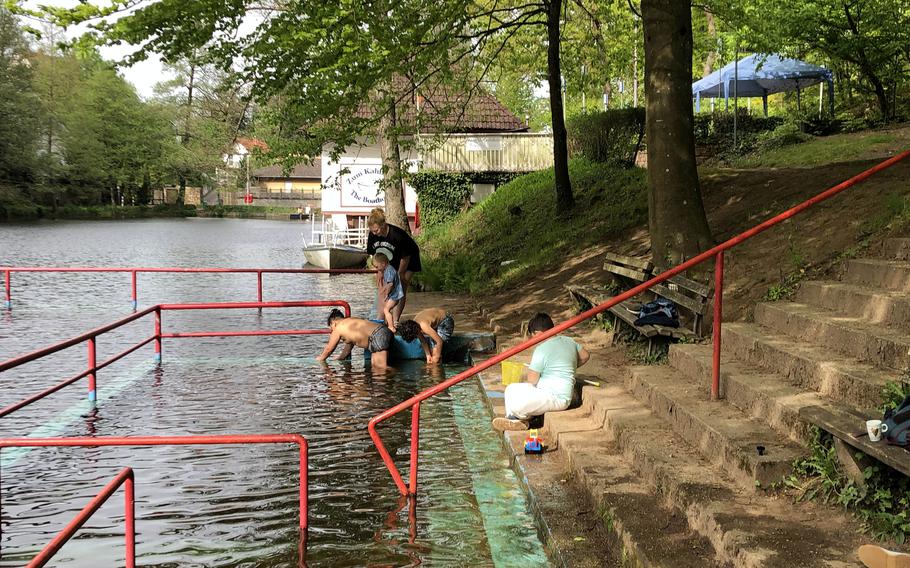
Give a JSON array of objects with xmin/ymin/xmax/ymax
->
[
  {"xmin": 540, "ymin": 379, "xmax": 863, "ymax": 567},
  {"xmin": 722, "ymin": 322, "xmax": 890, "ymax": 412},
  {"xmin": 885, "ymin": 237, "xmax": 910, "ymax": 261},
  {"xmin": 626, "ymin": 365, "xmax": 805, "ymax": 489},
  {"xmin": 844, "ymin": 258, "xmax": 910, "ymax": 292},
  {"xmin": 668, "ymin": 344, "xmax": 824, "ymax": 445},
  {"xmin": 796, "ymin": 280, "xmax": 910, "ymax": 331},
  {"xmin": 754, "ymin": 301, "xmax": 910, "ymax": 370}
]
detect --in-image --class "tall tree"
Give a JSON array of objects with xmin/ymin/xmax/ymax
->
[
  {"xmin": 42, "ymin": 0, "xmax": 588, "ymax": 218},
  {"xmin": 0, "ymin": 7, "xmax": 40, "ymax": 183},
  {"xmin": 642, "ymin": 0, "xmax": 713, "ymax": 265}
]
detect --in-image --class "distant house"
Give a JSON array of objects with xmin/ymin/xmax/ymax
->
[
  {"xmin": 222, "ymin": 137, "xmax": 269, "ymax": 169},
  {"xmin": 321, "ymin": 80, "xmax": 533, "ymax": 230},
  {"xmin": 252, "ymin": 162, "xmax": 322, "ymax": 195}
]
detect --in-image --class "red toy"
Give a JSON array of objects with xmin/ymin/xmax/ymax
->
[{"xmin": 524, "ymin": 429, "xmax": 543, "ymax": 454}]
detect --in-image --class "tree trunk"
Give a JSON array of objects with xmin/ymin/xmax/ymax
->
[
  {"xmin": 843, "ymin": 2, "xmax": 891, "ymax": 120},
  {"xmin": 642, "ymin": 0, "xmax": 714, "ymax": 267},
  {"xmin": 378, "ymin": 93, "xmax": 410, "ymax": 232},
  {"xmin": 702, "ymin": 10, "xmax": 717, "ymax": 77},
  {"xmin": 546, "ymin": 0, "xmax": 574, "ymax": 213}
]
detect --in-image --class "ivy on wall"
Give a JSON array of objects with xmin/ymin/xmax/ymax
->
[{"xmin": 410, "ymin": 171, "xmax": 521, "ymax": 227}]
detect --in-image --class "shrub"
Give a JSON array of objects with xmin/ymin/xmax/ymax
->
[
  {"xmin": 409, "ymin": 171, "xmax": 473, "ymax": 228},
  {"xmin": 754, "ymin": 123, "xmax": 812, "ymax": 152},
  {"xmin": 567, "ymin": 108, "xmax": 646, "ymax": 167}
]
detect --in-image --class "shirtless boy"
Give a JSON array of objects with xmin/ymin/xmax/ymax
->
[
  {"xmin": 397, "ymin": 307, "xmax": 455, "ymax": 365},
  {"xmin": 316, "ymin": 309, "xmax": 394, "ymax": 368}
]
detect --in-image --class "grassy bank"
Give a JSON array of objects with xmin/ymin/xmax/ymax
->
[
  {"xmin": 196, "ymin": 205, "xmax": 301, "ymax": 219},
  {"xmin": 730, "ymin": 124, "xmax": 909, "ymax": 169},
  {"xmin": 417, "ymin": 159, "xmax": 647, "ymax": 293}
]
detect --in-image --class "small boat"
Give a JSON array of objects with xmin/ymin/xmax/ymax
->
[{"xmin": 302, "ymin": 216, "xmax": 369, "ymax": 269}]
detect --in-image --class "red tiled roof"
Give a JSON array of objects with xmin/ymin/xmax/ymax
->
[
  {"xmin": 252, "ymin": 162, "xmax": 321, "ymax": 179},
  {"xmin": 353, "ymin": 78, "xmax": 527, "ymax": 133},
  {"xmin": 235, "ymin": 137, "xmax": 270, "ymax": 152}
]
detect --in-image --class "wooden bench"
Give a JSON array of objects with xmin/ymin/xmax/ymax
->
[
  {"xmin": 800, "ymin": 405, "xmax": 910, "ymax": 482},
  {"xmin": 566, "ymin": 253, "xmax": 712, "ymax": 355}
]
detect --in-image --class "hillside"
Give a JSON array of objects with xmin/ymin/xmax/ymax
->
[{"xmin": 418, "ymin": 124, "xmax": 910, "ymax": 333}]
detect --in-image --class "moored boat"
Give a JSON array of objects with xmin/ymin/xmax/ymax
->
[{"xmin": 302, "ymin": 215, "xmax": 369, "ymax": 269}]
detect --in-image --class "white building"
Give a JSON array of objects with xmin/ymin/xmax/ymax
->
[{"xmin": 319, "ymin": 85, "xmax": 530, "ymax": 232}]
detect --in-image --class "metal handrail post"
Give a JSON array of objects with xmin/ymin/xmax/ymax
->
[
  {"xmin": 257, "ymin": 271, "xmax": 263, "ymax": 313},
  {"xmin": 711, "ymin": 252, "xmax": 724, "ymax": 401},
  {"xmin": 408, "ymin": 403, "xmax": 420, "ymax": 495},
  {"xmin": 87, "ymin": 337, "xmax": 97, "ymax": 404},
  {"xmin": 26, "ymin": 468, "xmax": 136, "ymax": 568},
  {"xmin": 124, "ymin": 467, "xmax": 136, "ymax": 566},
  {"xmin": 131, "ymin": 271, "xmax": 138, "ymax": 311},
  {"xmin": 154, "ymin": 307, "xmax": 162, "ymax": 364}
]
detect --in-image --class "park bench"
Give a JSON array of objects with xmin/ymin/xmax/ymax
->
[
  {"xmin": 566, "ymin": 252, "xmax": 712, "ymax": 354},
  {"xmin": 800, "ymin": 405, "xmax": 910, "ymax": 484}
]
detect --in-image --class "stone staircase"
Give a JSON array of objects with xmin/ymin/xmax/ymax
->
[{"xmin": 490, "ymin": 238, "xmax": 910, "ymax": 566}]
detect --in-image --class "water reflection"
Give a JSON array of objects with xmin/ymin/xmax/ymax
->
[{"xmin": 0, "ymin": 219, "xmax": 549, "ymax": 567}]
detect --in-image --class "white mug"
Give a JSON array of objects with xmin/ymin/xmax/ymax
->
[{"xmin": 866, "ymin": 419, "xmax": 884, "ymax": 442}]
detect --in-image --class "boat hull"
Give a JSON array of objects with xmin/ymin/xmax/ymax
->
[{"xmin": 303, "ymin": 246, "xmax": 369, "ymax": 269}]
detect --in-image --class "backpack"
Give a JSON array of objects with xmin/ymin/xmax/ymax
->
[
  {"xmin": 633, "ymin": 298, "xmax": 679, "ymax": 328},
  {"xmin": 882, "ymin": 394, "xmax": 910, "ymax": 447}
]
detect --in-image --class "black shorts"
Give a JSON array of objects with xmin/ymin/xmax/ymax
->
[{"xmin": 368, "ymin": 325, "xmax": 394, "ymax": 352}]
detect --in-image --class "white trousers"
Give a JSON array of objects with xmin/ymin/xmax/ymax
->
[{"xmin": 504, "ymin": 383, "xmax": 570, "ymax": 420}]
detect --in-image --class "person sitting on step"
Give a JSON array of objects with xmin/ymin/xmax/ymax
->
[
  {"xmin": 492, "ymin": 312, "xmax": 590, "ymax": 431},
  {"xmin": 316, "ymin": 308, "xmax": 393, "ymax": 369},
  {"xmin": 397, "ymin": 307, "xmax": 455, "ymax": 365}
]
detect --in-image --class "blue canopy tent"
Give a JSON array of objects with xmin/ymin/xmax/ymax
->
[{"xmin": 692, "ymin": 53, "xmax": 834, "ymax": 116}]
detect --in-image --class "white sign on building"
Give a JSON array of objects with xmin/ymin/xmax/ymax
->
[{"xmin": 340, "ymin": 163, "xmax": 385, "ymax": 207}]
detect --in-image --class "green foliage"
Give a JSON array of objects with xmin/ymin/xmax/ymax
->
[
  {"xmin": 566, "ymin": 108, "xmax": 646, "ymax": 167},
  {"xmin": 882, "ymin": 378, "xmax": 910, "ymax": 414},
  {"xmin": 198, "ymin": 205, "xmax": 299, "ymax": 219},
  {"xmin": 694, "ymin": 110, "xmax": 786, "ymax": 159},
  {"xmin": 0, "ymin": 8, "xmax": 40, "ymax": 183},
  {"xmin": 785, "ymin": 427, "xmax": 910, "ymax": 542},
  {"xmin": 409, "ymin": 171, "xmax": 472, "ymax": 228},
  {"xmin": 734, "ymin": 129, "xmax": 901, "ymax": 169},
  {"xmin": 416, "ymin": 159, "xmax": 647, "ymax": 293}
]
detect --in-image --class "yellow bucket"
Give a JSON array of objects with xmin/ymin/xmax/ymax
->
[{"xmin": 501, "ymin": 360, "xmax": 523, "ymax": 385}]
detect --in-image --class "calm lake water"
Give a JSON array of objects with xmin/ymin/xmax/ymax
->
[{"xmin": 0, "ymin": 218, "xmax": 549, "ymax": 567}]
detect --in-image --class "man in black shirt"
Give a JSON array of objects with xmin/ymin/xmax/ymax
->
[{"xmin": 367, "ymin": 208, "xmax": 421, "ymax": 324}]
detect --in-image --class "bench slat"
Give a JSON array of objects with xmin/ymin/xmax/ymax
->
[
  {"xmin": 566, "ymin": 286, "xmax": 694, "ymax": 340},
  {"xmin": 604, "ymin": 252, "xmax": 653, "ymax": 272},
  {"xmin": 652, "ymin": 283, "xmax": 708, "ymax": 315},
  {"xmin": 653, "ymin": 269, "xmax": 712, "ymax": 297},
  {"xmin": 800, "ymin": 405, "xmax": 910, "ymax": 477},
  {"xmin": 604, "ymin": 264, "xmax": 650, "ymax": 283}
]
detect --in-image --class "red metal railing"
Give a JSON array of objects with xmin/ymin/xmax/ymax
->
[
  {"xmin": 370, "ymin": 148, "xmax": 910, "ymax": 496},
  {"xmin": 0, "ymin": 266, "xmax": 373, "ymax": 310},
  {"xmin": 0, "ymin": 434, "xmax": 309, "ymax": 565},
  {"xmin": 0, "ymin": 300, "xmax": 351, "ymax": 418},
  {"xmin": 27, "ymin": 467, "xmax": 135, "ymax": 568}
]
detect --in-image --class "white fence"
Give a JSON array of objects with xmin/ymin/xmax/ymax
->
[{"xmin": 418, "ymin": 133, "xmax": 554, "ymax": 173}]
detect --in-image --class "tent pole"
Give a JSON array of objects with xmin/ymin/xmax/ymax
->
[
  {"xmin": 763, "ymin": 92, "xmax": 768, "ymax": 117},
  {"xmin": 818, "ymin": 83, "xmax": 823, "ymax": 117},
  {"xmin": 733, "ymin": 43, "xmax": 739, "ymax": 148}
]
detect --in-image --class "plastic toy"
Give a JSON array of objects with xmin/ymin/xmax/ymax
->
[{"xmin": 524, "ymin": 429, "xmax": 543, "ymax": 454}]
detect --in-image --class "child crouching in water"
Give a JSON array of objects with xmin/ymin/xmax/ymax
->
[{"xmin": 374, "ymin": 250, "xmax": 404, "ymax": 332}]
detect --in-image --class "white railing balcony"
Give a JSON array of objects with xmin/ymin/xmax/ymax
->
[{"xmin": 417, "ymin": 133, "xmax": 554, "ymax": 173}]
